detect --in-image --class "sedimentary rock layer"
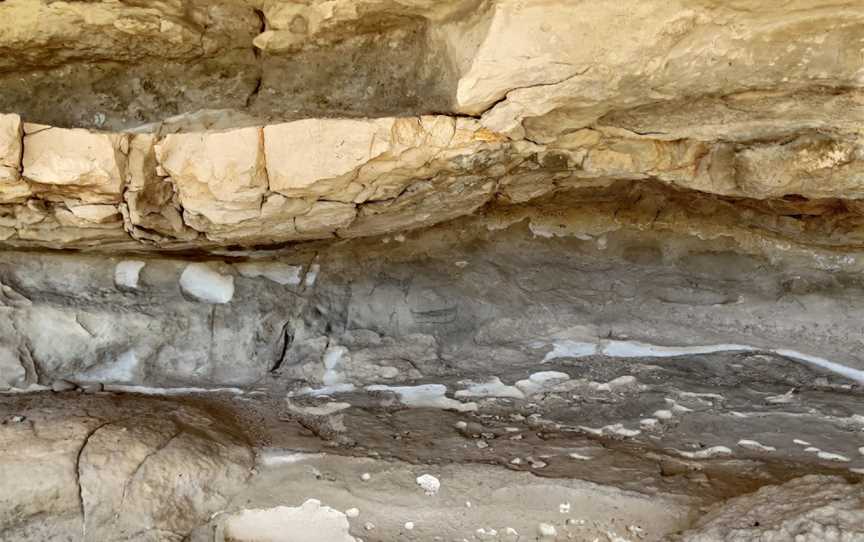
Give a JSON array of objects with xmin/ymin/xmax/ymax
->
[
  {"xmin": 0, "ymin": 0, "xmax": 862, "ymax": 252},
  {"xmin": 1, "ymin": 112, "xmax": 864, "ymax": 251},
  {"xmin": 2, "ymin": 1, "xmax": 864, "ymax": 541}
]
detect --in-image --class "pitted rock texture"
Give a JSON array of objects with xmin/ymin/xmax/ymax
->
[{"xmin": 674, "ymin": 475, "xmax": 864, "ymax": 541}]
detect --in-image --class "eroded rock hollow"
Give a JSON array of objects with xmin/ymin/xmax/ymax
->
[{"xmin": 1, "ymin": 1, "xmax": 863, "ymax": 541}]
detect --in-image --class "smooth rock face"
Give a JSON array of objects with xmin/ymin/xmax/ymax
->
[
  {"xmin": 0, "ymin": 344, "xmax": 26, "ymax": 389},
  {"xmin": 179, "ymin": 263, "xmax": 236, "ymax": 304},
  {"xmin": 263, "ymin": 118, "xmax": 395, "ymax": 196},
  {"xmin": 0, "ymin": 113, "xmax": 22, "ymax": 194},
  {"xmin": 222, "ymin": 500, "xmax": 356, "ymax": 542},
  {"xmin": 0, "ymin": 396, "xmax": 253, "ymax": 542},
  {"xmin": 22, "ymin": 125, "xmax": 127, "ymax": 203}
]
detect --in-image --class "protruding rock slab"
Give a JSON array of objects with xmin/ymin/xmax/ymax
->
[
  {"xmin": 0, "ymin": 113, "xmax": 27, "ymax": 202},
  {"xmin": 155, "ymin": 127, "xmax": 267, "ymax": 226},
  {"xmin": 22, "ymin": 125, "xmax": 128, "ymax": 203}
]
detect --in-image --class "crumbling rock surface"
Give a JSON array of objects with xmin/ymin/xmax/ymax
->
[
  {"xmin": 2, "ymin": 1, "xmax": 864, "ymax": 541},
  {"xmin": 675, "ymin": 475, "xmax": 864, "ymax": 542},
  {"xmin": 0, "ymin": 1, "xmax": 863, "ymax": 252}
]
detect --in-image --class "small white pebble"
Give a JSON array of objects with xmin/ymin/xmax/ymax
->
[
  {"xmin": 476, "ymin": 440, "xmax": 489, "ymax": 449},
  {"xmin": 653, "ymin": 409, "xmax": 673, "ymax": 420},
  {"xmin": 793, "ymin": 439, "xmax": 811, "ymax": 446},
  {"xmin": 858, "ymin": 446, "xmax": 864, "ymax": 456},
  {"xmin": 531, "ymin": 460, "xmax": 547, "ymax": 469},
  {"xmin": 559, "ymin": 502, "xmax": 571, "ymax": 514},
  {"xmin": 640, "ymin": 418, "xmax": 658, "ymax": 428},
  {"xmin": 10, "ymin": 415, "xmax": 25, "ymax": 423},
  {"xmin": 538, "ymin": 523, "xmax": 557, "ymax": 537},
  {"xmin": 360, "ymin": 473, "xmax": 371, "ymax": 481},
  {"xmin": 505, "ymin": 527, "xmax": 519, "ymax": 536},
  {"xmin": 404, "ymin": 521, "xmax": 414, "ymax": 530},
  {"xmin": 510, "ymin": 457, "xmax": 523, "ymax": 465},
  {"xmin": 114, "ymin": 260, "xmax": 146, "ymax": 290},
  {"xmin": 817, "ymin": 451, "xmax": 850, "ymax": 462},
  {"xmin": 465, "ymin": 501, "xmax": 472, "ymax": 508},
  {"xmin": 416, "ymin": 474, "xmax": 440, "ymax": 496},
  {"xmin": 364, "ymin": 522, "xmax": 375, "ymax": 531},
  {"xmin": 455, "ymin": 421, "xmax": 468, "ymax": 430},
  {"xmin": 345, "ymin": 508, "xmax": 359, "ymax": 518},
  {"xmin": 737, "ymin": 439, "xmax": 776, "ymax": 452},
  {"xmin": 568, "ymin": 452, "xmax": 592, "ymax": 460}
]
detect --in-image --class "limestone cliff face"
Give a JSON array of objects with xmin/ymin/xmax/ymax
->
[
  {"xmin": 1, "ymin": 2, "xmax": 864, "ymax": 542},
  {"xmin": 0, "ymin": 0, "xmax": 863, "ymax": 252}
]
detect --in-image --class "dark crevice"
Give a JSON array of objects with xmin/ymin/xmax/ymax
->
[
  {"xmin": 270, "ymin": 320, "xmax": 294, "ymax": 374},
  {"xmin": 74, "ymin": 421, "xmax": 113, "ymax": 539}
]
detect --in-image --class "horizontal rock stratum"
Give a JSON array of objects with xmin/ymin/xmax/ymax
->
[
  {"xmin": 0, "ymin": 0, "xmax": 862, "ymax": 251},
  {"xmin": 2, "ymin": 1, "xmax": 864, "ymax": 542},
  {"xmin": 1, "ymin": 109, "xmax": 864, "ymax": 251}
]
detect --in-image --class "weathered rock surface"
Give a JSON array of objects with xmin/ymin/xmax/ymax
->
[
  {"xmin": 2, "ymin": 1, "xmax": 864, "ymax": 541},
  {"xmin": 0, "ymin": 1, "xmax": 861, "ymax": 251},
  {"xmin": 675, "ymin": 475, "xmax": 864, "ymax": 541},
  {"xmin": 0, "ymin": 396, "xmax": 253, "ymax": 541}
]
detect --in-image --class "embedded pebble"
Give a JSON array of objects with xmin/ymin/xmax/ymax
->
[
  {"xmin": 404, "ymin": 521, "xmax": 414, "ymax": 530},
  {"xmin": 568, "ymin": 452, "xmax": 592, "ymax": 460},
  {"xmin": 416, "ymin": 474, "xmax": 440, "ymax": 495},
  {"xmin": 360, "ymin": 473, "xmax": 371, "ymax": 481},
  {"xmin": 476, "ymin": 528, "xmax": 498, "ymax": 538},
  {"xmin": 559, "ymin": 502, "xmax": 571, "ymax": 513},
  {"xmin": 538, "ymin": 523, "xmax": 557, "ymax": 538},
  {"xmin": 640, "ymin": 418, "xmax": 658, "ymax": 428},
  {"xmin": 364, "ymin": 522, "xmax": 375, "ymax": 531},
  {"xmin": 737, "ymin": 439, "xmax": 776, "ymax": 452},
  {"xmin": 675, "ymin": 446, "xmax": 732, "ymax": 459},
  {"xmin": 345, "ymin": 508, "xmax": 359, "ymax": 518},
  {"xmin": 817, "ymin": 451, "xmax": 850, "ymax": 462},
  {"xmin": 179, "ymin": 263, "xmax": 234, "ymax": 304},
  {"xmin": 51, "ymin": 380, "xmax": 77, "ymax": 392},
  {"xmin": 114, "ymin": 260, "xmax": 146, "ymax": 289}
]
